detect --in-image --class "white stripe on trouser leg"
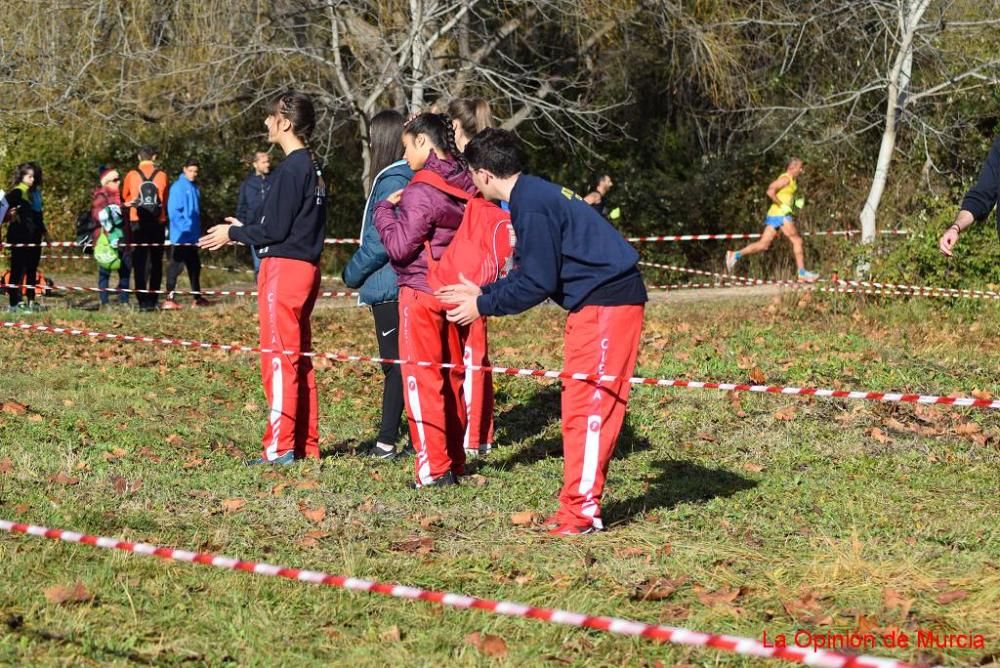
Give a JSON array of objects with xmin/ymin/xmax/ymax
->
[
  {"xmin": 579, "ymin": 414, "xmax": 602, "ymax": 528},
  {"xmin": 462, "ymin": 345, "xmax": 473, "ymax": 451},
  {"xmin": 266, "ymin": 356, "xmax": 283, "ymax": 460},
  {"xmin": 406, "ymin": 375, "xmax": 433, "ymax": 485}
]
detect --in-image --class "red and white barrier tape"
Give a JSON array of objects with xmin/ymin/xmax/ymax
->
[
  {"xmin": 4, "ymin": 320, "xmax": 999, "ymax": 411},
  {"xmin": 2, "ymin": 237, "xmax": 362, "ymax": 249},
  {"xmin": 638, "ymin": 261, "xmax": 1000, "ymax": 301},
  {"xmin": 0, "ymin": 519, "xmax": 918, "ymax": 668},
  {"xmin": 0, "ymin": 283, "xmax": 357, "ymax": 300},
  {"xmin": 627, "ymin": 230, "xmax": 909, "ymax": 243}
]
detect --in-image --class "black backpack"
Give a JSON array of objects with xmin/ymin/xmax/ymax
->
[
  {"xmin": 74, "ymin": 210, "xmax": 98, "ymax": 254},
  {"xmin": 136, "ymin": 169, "xmax": 162, "ymax": 216}
]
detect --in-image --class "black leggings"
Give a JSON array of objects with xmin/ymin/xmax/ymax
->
[
  {"xmin": 372, "ymin": 301, "xmax": 405, "ymax": 445},
  {"xmin": 132, "ymin": 216, "xmax": 164, "ymax": 307},
  {"xmin": 166, "ymin": 246, "xmax": 202, "ymax": 297},
  {"xmin": 8, "ymin": 246, "xmax": 41, "ymax": 307}
]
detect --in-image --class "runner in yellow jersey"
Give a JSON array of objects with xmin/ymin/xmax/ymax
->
[{"xmin": 725, "ymin": 157, "xmax": 818, "ymax": 282}]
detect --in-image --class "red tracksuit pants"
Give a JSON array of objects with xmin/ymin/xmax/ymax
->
[
  {"xmin": 399, "ymin": 287, "xmax": 468, "ymax": 483},
  {"xmin": 460, "ymin": 317, "xmax": 494, "ymax": 454},
  {"xmin": 558, "ymin": 304, "xmax": 644, "ymax": 529},
  {"xmin": 258, "ymin": 257, "xmax": 320, "ymax": 461}
]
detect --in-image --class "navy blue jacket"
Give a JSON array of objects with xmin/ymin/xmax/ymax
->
[
  {"xmin": 236, "ymin": 171, "xmax": 269, "ymax": 226},
  {"xmin": 477, "ymin": 174, "xmax": 647, "ymax": 316},
  {"xmin": 343, "ymin": 160, "xmax": 414, "ymax": 305},
  {"xmin": 228, "ymin": 149, "xmax": 326, "ymax": 264},
  {"xmin": 962, "ymin": 136, "xmax": 1000, "ymax": 223}
]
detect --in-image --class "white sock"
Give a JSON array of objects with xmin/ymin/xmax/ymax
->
[{"xmin": 375, "ymin": 442, "xmax": 395, "ymax": 452}]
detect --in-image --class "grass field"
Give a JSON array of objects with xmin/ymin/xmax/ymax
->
[{"xmin": 1, "ymin": 269, "xmax": 998, "ymax": 667}]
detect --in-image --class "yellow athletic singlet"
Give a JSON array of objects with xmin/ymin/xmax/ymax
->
[{"xmin": 767, "ymin": 172, "xmax": 797, "ymax": 217}]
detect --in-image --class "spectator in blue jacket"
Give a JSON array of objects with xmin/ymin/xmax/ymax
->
[
  {"xmin": 163, "ymin": 159, "xmax": 208, "ymax": 309},
  {"xmin": 342, "ymin": 109, "xmax": 414, "ymax": 460},
  {"xmin": 236, "ymin": 151, "xmax": 271, "ymax": 279}
]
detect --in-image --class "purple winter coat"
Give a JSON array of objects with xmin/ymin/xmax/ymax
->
[{"xmin": 374, "ymin": 152, "xmax": 476, "ymax": 294}]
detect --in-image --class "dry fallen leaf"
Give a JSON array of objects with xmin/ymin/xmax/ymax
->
[
  {"xmin": 632, "ymin": 576, "xmax": 688, "ymax": 601},
  {"xmin": 165, "ymin": 433, "xmax": 184, "ymax": 446},
  {"xmin": 615, "ymin": 547, "xmax": 647, "ymax": 559},
  {"xmin": 1, "ymin": 401, "xmax": 27, "ymax": 415},
  {"xmin": 727, "ymin": 390, "xmax": 747, "ymax": 418},
  {"xmin": 866, "ymin": 427, "xmax": 892, "ymax": 444},
  {"xmin": 510, "ymin": 511, "xmax": 537, "ymax": 526},
  {"xmin": 882, "ymin": 588, "xmax": 914, "ymax": 618},
  {"xmin": 465, "ymin": 632, "xmax": 508, "ymax": 658},
  {"xmin": 380, "ymin": 625, "xmax": 402, "ymax": 642},
  {"xmin": 884, "ymin": 417, "xmax": 910, "ymax": 433},
  {"xmin": 221, "ymin": 498, "xmax": 246, "ymax": 513},
  {"xmin": 694, "ymin": 585, "xmax": 748, "ymax": 606},
  {"xmin": 465, "ymin": 474, "xmax": 488, "ymax": 487},
  {"xmin": 971, "ymin": 389, "xmax": 993, "ymax": 401},
  {"xmin": 0, "ymin": 458, "xmax": 11, "ymax": 474},
  {"xmin": 391, "ymin": 536, "xmax": 435, "ymax": 555},
  {"xmin": 937, "ymin": 590, "xmax": 968, "ymax": 605},
  {"xmin": 743, "ymin": 462, "xmax": 765, "ymax": 473},
  {"xmin": 773, "ymin": 405, "xmax": 797, "ymax": 422},
  {"xmin": 300, "ymin": 505, "xmax": 327, "ymax": 523},
  {"xmin": 748, "ymin": 367, "xmax": 767, "ymax": 384},
  {"xmin": 419, "ymin": 515, "xmax": 443, "ymax": 529},
  {"xmin": 295, "ymin": 480, "xmax": 321, "ymax": 490},
  {"xmin": 48, "ymin": 472, "xmax": 80, "ymax": 486},
  {"xmin": 954, "ymin": 422, "xmax": 982, "ymax": 435},
  {"xmin": 44, "ymin": 582, "xmax": 93, "ymax": 605}
]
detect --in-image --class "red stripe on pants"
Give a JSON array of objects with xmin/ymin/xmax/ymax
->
[
  {"xmin": 458, "ymin": 317, "xmax": 494, "ymax": 452},
  {"xmin": 398, "ymin": 287, "xmax": 467, "ymax": 483},
  {"xmin": 258, "ymin": 257, "xmax": 320, "ymax": 461},
  {"xmin": 559, "ymin": 304, "xmax": 644, "ymax": 529}
]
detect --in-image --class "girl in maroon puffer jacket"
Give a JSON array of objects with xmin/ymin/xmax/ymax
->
[{"xmin": 375, "ymin": 113, "xmax": 477, "ymax": 489}]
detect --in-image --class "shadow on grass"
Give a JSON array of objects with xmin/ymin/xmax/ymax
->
[
  {"xmin": 491, "ymin": 385, "xmax": 651, "ymax": 470},
  {"xmin": 603, "ymin": 459, "xmax": 757, "ymax": 528}
]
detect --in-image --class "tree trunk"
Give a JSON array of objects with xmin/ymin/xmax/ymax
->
[{"xmin": 858, "ymin": 0, "xmax": 927, "ymax": 243}]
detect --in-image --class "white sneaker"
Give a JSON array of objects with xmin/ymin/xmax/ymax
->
[{"xmin": 725, "ymin": 251, "xmax": 738, "ymax": 274}]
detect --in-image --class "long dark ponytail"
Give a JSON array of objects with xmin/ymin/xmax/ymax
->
[
  {"xmin": 403, "ymin": 112, "xmax": 465, "ymax": 168},
  {"xmin": 368, "ymin": 109, "xmax": 406, "ymax": 191},
  {"xmin": 269, "ymin": 91, "xmax": 326, "ymax": 203}
]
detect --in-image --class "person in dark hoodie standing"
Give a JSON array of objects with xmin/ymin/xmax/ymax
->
[
  {"xmin": 939, "ymin": 135, "xmax": 1000, "ymax": 258},
  {"xmin": 236, "ymin": 150, "xmax": 271, "ymax": 279},
  {"xmin": 3, "ymin": 162, "xmax": 47, "ymax": 312},
  {"xmin": 374, "ymin": 112, "xmax": 476, "ymax": 489},
  {"xmin": 342, "ymin": 109, "xmax": 415, "ymax": 460},
  {"xmin": 200, "ymin": 91, "xmax": 327, "ymax": 466},
  {"xmin": 437, "ymin": 129, "xmax": 647, "ymax": 536},
  {"xmin": 163, "ymin": 159, "xmax": 208, "ymax": 310}
]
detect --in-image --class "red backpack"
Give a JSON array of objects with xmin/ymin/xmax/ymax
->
[{"xmin": 410, "ymin": 170, "xmax": 516, "ymax": 290}]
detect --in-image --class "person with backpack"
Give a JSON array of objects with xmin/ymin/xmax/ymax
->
[
  {"xmin": 122, "ymin": 146, "xmax": 168, "ymax": 311},
  {"xmin": 200, "ymin": 91, "xmax": 327, "ymax": 466},
  {"xmin": 236, "ymin": 150, "xmax": 271, "ymax": 280},
  {"xmin": 163, "ymin": 159, "xmax": 209, "ymax": 310},
  {"xmin": 90, "ymin": 166, "xmax": 131, "ymax": 307},
  {"xmin": 374, "ymin": 113, "xmax": 477, "ymax": 488},
  {"xmin": 446, "ymin": 97, "xmax": 501, "ymax": 459},
  {"xmin": 3, "ymin": 163, "xmax": 47, "ymax": 312},
  {"xmin": 342, "ymin": 110, "xmax": 415, "ymax": 461},
  {"xmin": 437, "ymin": 129, "xmax": 647, "ymax": 536}
]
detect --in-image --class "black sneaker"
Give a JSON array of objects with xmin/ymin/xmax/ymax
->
[
  {"xmin": 361, "ymin": 442, "xmax": 399, "ymax": 460},
  {"xmin": 408, "ymin": 470, "xmax": 458, "ymax": 489},
  {"xmin": 397, "ymin": 442, "xmax": 416, "ymax": 458}
]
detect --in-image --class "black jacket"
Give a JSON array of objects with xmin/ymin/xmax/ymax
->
[{"xmin": 228, "ymin": 149, "xmax": 327, "ymax": 264}]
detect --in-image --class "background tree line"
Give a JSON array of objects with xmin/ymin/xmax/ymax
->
[{"xmin": 3, "ymin": 0, "xmax": 1000, "ymax": 282}]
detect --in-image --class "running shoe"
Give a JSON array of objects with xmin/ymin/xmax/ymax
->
[
  {"xmin": 408, "ymin": 470, "xmax": 458, "ymax": 489},
  {"xmin": 193, "ymin": 297, "xmax": 213, "ymax": 307},
  {"xmin": 547, "ymin": 523, "xmax": 598, "ymax": 537},
  {"xmin": 797, "ymin": 268, "xmax": 819, "ymax": 283},
  {"xmin": 725, "ymin": 250, "xmax": 738, "ymax": 274},
  {"xmin": 464, "ymin": 442, "xmax": 493, "ymax": 459},
  {"xmin": 244, "ymin": 451, "xmax": 296, "ymax": 466},
  {"xmin": 161, "ymin": 300, "xmax": 182, "ymax": 310}
]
